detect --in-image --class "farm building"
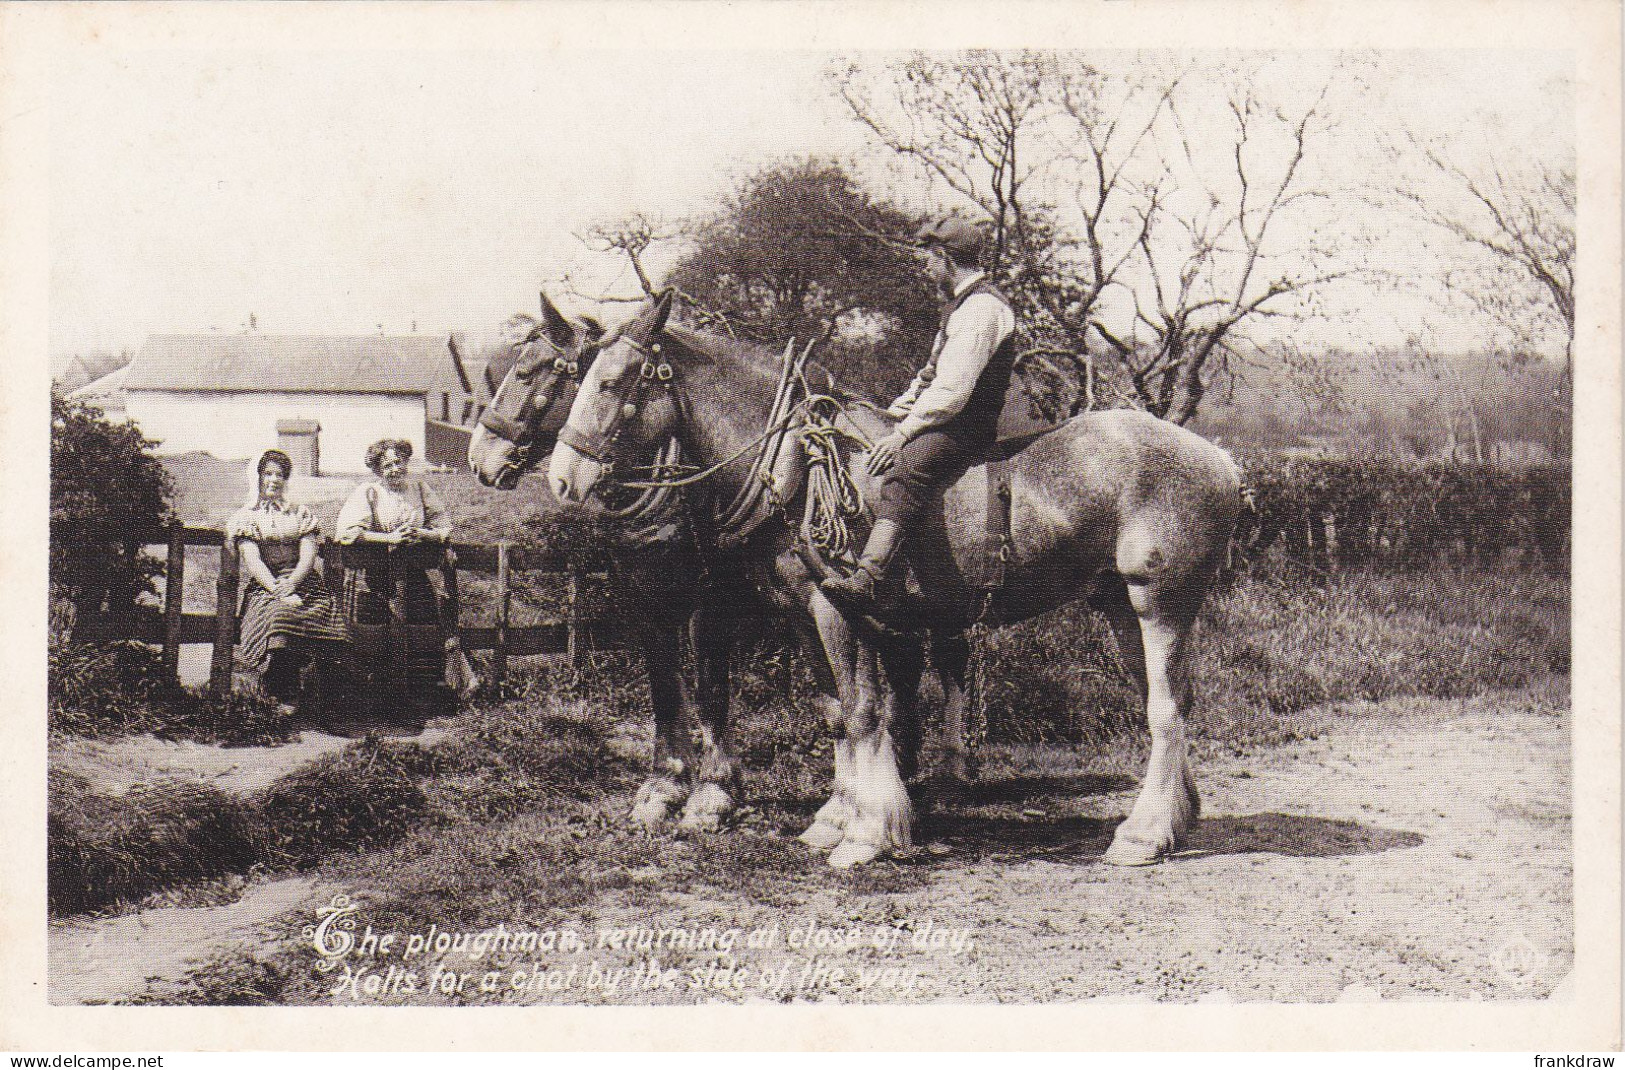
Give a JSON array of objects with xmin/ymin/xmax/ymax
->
[
  {"xmin": 119, "ymin": 333, "xmax": 497, "ymax": 472},
  {"xmin": 67, "ymin": 364, "xmax": 132, "ymax": 422}
]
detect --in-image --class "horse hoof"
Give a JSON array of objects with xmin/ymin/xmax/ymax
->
[
  {"xmin": 798, "ymin": 821, "xmax": 845, "ymax": 851},
  {"xmin": 631, "ymin": 800, "xmax": 678, "ymax": 826},
  {"xmin": 679, "ymin": 783, "xmax": 733, "ymax": 832},
  {"xmin": 828, "ymin": 840, "xmax": 884, "ymax": 868},
  {"xmin": 630, "ymin": 778, "xmax": 688, "ymax": 827},
  {"xmin": 1103, "ymin": 834, "xmax": 1166, "ymax": 867}
]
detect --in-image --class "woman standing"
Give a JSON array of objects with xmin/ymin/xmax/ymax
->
[
  {"xmin": 228, "ymin": 449, "xmax": 350, "ymax": 712},
  {"xmin": 336, "ymin": 438, "xmax": 476, "ymax": 703}
]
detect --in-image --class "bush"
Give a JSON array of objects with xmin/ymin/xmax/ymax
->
[
  {"xmin": 51, "ymin": 392, "xmax": 174, "ymax": 616},
  {"xmin": 48, "ymin": 641, "xmax": 182, "ymax": 737},
  {"xmin": 1233, "ymin": 457, "xmax": 1569, "ymax": 572}
]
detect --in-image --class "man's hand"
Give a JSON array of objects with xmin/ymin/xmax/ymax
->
[{"xmin": 866, "ymin": 431, "xmax": 908, "ymax": 477}]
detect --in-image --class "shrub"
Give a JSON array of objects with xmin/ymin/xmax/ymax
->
[
  {"xmin": 48, "ymin": 641, "xmax": 182, "ymax": 737},
  {"xmin": 48, "ymin": 640, "xmax": 299, "ymax": 746},
  {"xmin": 51, "ymin": 392, "xmax": 174, "ymax": 617},
  {"xmin": 1232, "ymin": 457, "xmax": 1569, "ymax": 572}
]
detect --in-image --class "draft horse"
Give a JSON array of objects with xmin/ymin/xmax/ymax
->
[
  {"xmin": 549, "ymin": 292, "xmax": 1243, "ymax": 868},
  {"xmin": 468, "ymin": 294, "xmax": 874, "ymax": 832}
]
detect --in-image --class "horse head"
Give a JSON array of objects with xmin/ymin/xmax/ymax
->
[
  {"xmin": 550, "ymin": 290, "xmax": 682, "ymax": 504},
  {"xmin": 468, "ymin": 292, "xmax": 605, "ymax": 490}
]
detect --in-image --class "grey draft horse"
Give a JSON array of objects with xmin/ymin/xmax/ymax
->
[
  {"xmin": 469, "ymin": 295, "xmax": 886, "ymax": 832},
  {"xmin": 549, "ymin": 292, "xmax": 1242, "ymax": 868}
]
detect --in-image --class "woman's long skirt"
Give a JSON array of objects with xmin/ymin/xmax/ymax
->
[{"xmin": 236, "ymin": 568, "xmax": 351, "ymax": 678}]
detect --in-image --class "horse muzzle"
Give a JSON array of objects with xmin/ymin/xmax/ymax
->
[
  {"xmin": 469, "ymin": 424, "xmax": 527, "ymax": 490},
  {"xmin": 548, "ymin": 440, "xmax": 605, "ymax": 504}
]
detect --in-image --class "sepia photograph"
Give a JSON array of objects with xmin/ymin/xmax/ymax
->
[{"xmin": 3, "ymin": 0, "xmax": 1619, "ymax": 1053}]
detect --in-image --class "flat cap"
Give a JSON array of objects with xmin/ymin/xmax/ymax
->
[{"xmin": 915, "ymin": 217, "xmax": 989, "ymax": 262}]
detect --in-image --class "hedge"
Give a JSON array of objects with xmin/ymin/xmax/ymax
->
[{"xmin": 1231, "ymin": 458, "xmax": 1569, "ymax": 572}]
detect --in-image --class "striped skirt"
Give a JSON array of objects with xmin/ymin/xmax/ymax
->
[{"xmin": 236, "ymin": 568, "xmax": 351, "ymax": 676}]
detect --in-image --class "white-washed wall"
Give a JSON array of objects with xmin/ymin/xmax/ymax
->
[{"xmin": 124, "ymin": 390, "xmax": 426, "ymax": 472}]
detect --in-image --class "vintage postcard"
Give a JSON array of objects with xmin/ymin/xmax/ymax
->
[{"xmin": 1, "ymin": 0, "xmax": 1619, "ymax": 1053}]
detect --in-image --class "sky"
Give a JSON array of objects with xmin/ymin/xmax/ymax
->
[{"xmin": 47, "ymin": 47, "xmax": 1574, "ymax": 362}]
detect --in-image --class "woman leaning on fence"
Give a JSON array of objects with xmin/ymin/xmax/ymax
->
[
  {"xmin": 336, "ymin": 438, "xmax": 478, "ymax": 706},
  {"xmin": 228, "ymin": 448, "xmax": 351, "ymax": 713}
]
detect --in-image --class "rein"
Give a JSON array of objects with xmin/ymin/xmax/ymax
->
[{"xmin": 565, "ymin": 335, "xmax": 853, "ymax": 546}]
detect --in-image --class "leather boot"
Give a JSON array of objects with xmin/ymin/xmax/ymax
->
[{"xmin": 821, "ymin": 519, "xmax": 906, "ymax": 608}]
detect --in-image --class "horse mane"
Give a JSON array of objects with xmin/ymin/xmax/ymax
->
[{"xmin": 595, "ymin": 316, "xmax": 784, "ymax": 380}]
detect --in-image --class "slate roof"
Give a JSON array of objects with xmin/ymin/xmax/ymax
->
[{"xmin": 124, "ymin": 334, "xmax": 449, "ymax": 395}]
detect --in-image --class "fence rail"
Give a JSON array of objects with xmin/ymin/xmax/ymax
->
[{"xmin": 70, "ymin": 523, "xmax": 601, "ymax": 696}]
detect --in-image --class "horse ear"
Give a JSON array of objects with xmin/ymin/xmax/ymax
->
[
  {"xmin": 447, "ymin": 333, "xmax": 473, "ymax": 395},
  {"xmin": 579, "ymin": 315, "xmax": 605, "ymax": 341},
  {"xmin": 537, "ymin": 292, "xmax": 574, "ymax": 349},
  {"xmin": 627, "ymin": 290, "xmax": 674, "ymax": 344}
]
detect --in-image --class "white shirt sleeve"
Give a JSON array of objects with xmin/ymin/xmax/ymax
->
[
  {"xmin": 895, "ymin": 293, "xmax": 1015, "ymax": 441},
  {"xmin": 335, "ymin": 483, "xmax": 377, "ymax": 545},
  {"xmin": 886, "ymin": 365, "xmax": 935, "ymax": 419}
]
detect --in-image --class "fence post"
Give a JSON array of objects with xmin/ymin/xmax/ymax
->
[
  {"xmin": 441, "ymin": 548, "xmax": 461, "ymax": 646},
  {"xmin": 210, "ymin": 537, "xmax": 240, "ymax": 697},
  {"xmin": 567, "ymin": 566, "xmax": 584, "ymax": 670},
  {"xmin": 494, "ymin": 541, "xmax": 510, "ymax": 689},
  {"xmin": 161, "ymin": 524, "xmax": 185, "ymax": 682}
]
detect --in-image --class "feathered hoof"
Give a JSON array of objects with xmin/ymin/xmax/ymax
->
[
  {"xmin": 630, "ymin": 778, "xmax": 687, "ymax": 827},
  {"xmin": 1102, "ymin": 831, "xmax": 1169, "ymax": 868},
  {"xmin": 828, "ymin": 839, "xmax": 885, "ymax": 868},
  {"xmin": 679, "ymin": 783, "xmax": 733, "ymax": 833},
  {"xmin": 798, "ymin": 820, "xmax": 846, "ymax": 851}
]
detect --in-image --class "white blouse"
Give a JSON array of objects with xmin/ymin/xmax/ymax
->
[{"xmin": 335, "ymin": 480, "xmax": 449, "ymax": 545}]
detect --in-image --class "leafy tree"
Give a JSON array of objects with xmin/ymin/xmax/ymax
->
[
  {"xmin": 664, "ymin": 159, "xmax": 939, "ymax": 399},
  {"xmin": 51, "ymin": 392, "xmax": 175, "ymax": 619}
]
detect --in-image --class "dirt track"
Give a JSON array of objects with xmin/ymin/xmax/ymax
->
[{"xmin": 50, "ymin": 681, "xmax": 1572, "ymax": 1004}]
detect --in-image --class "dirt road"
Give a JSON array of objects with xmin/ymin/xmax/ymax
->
[{"xmin": 50, "ymin": 681, "xmax": 1572, "ymax": 1003}]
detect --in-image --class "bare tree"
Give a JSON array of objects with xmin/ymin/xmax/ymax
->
[
  {"xmin": 1400, "ymin": 136, "xmax": 1575, "ymax": 393},
  {"xmin": 832, "ymin": 54, "xmax": 1353, "ymax": 425},
  {"xmin": 1095, "ymin": 83, "xmax": 1349, "ymax": 424}
]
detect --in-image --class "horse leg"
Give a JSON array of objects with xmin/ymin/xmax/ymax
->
[
  {"xmin": 879, "ymin": 635, "xmax": 925, "ymax": 783},
  {"xmin": 630, "ymin": 625, "xmax": 692, "ymax": 826},
  {"xmin": 1091, "ymin": 573, "xmax": 1149, "ymax": 709},
  {"xmin": 799, "ymin": 596, "xmax": 860, "ymax": 851},
  {"xmin": 681, "ymin": 606, "xmax": 740, "ymax": 832},
  {"xmin": 830, "ymin": 639, "xmax": 913, "ymax": 868},
  {"xmin": 788, "ymin": 613, "xmax": 848, "ymax": 772},
  {"xmin": 807, "ymin": 598, "xmax": 912, "ymax": 868},
  {"xmin": 1104, "ymin": 577, "xmax": 1202, "ymax": 867},
  {"xmin": 931, "ymin": 630, "xmax": 974, "ymax": 786}
]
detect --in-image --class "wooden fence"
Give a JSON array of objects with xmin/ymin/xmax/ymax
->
[{"xmin": 69, "ymin": 524, "xmax": 601, "ymax": 695}]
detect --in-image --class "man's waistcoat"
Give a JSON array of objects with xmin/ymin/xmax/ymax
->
[{"xmin": 933, "ymin": 279, "xmax": 1019, "ymax": 448}]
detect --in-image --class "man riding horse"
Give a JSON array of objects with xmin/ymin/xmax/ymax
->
[{"xmin": 822, "ymin": 217, "xmax": 1019, "ymax": 610}]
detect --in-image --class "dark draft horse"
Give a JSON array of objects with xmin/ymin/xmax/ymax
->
[
  {"xmin": 549, "ymin": 292, "xmax": 1242, "ymax": 868},
  {"xmin": 468, "ymin": 295, "xmax": 879, "ymax": 832}
]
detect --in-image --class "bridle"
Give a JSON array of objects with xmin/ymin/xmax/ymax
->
[
  {"xmin": 479, "ymin": 328, "xmax": 594, "ymax": 478},
  {"xmin": 556, "ymin": 330, "xmax": 852, "ymax": 549},
  {"xmin": 555, "ymin": 335, "xmax": 675, "ymax": 471}
]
